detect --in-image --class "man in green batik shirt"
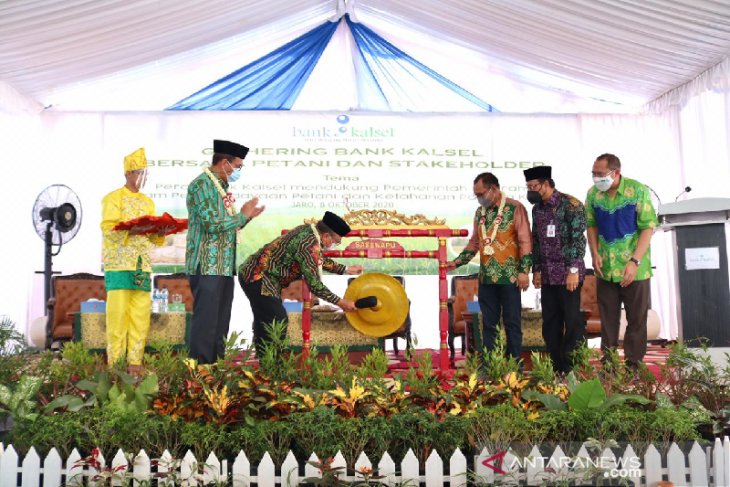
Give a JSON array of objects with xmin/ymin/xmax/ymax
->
[
  {"xmin": 446, "ymin": 172, "xmax": 532, "ymax": 359},
  {"xmin": 238, "ymin": 211, "xmax": 361, "ymax": 351},
  {"xmin": 585, "ymin": 153, "xmax": 657, "ymax": 369},
  {"xmin": 186, "ymin": 139, "xmax": 265, "ymax": 364}
]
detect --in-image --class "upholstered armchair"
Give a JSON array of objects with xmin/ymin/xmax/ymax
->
[
  {"xmin": 280, "ymin": 279, "xmax": 319, "ymax": 305},
  {"xmin": 153, "ymin": 273, "xmax": 193, "ymax": 311},
  {"xmin": 47, "ymin": 272, "xmax": 106, "ymax": 347},
  {"xmin": 447, "ymin": 274, "xmax": 479, "ymax": 360},
  {"xmin": 579, "ymin": 269, "xmax": 661, "ymax": 340}
]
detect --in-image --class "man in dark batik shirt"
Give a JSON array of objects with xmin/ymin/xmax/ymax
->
[
  {"xmin": 525, "ymin": 166, "xmax": 587, "ymax": 374},
  {"xmin": 238, "ymin": 211, "xmax": 362, "ymax": 351}
]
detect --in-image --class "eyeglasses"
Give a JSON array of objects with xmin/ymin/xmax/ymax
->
[
  {"xmin": 526, "ymin": 182, "xmax": 543, "ymax": 191},
  {"xmin": 226, "ymin": 160, "xmax": 243, "ymax": 171},
  {"xmin": 470, "ymin": 187, "xmax": 494, "ymax": 200},
  {"xmin": 591, "ymin": 169, "xmax": 615, "ymax": 178}
]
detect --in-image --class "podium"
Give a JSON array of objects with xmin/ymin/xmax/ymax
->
[{"xmin": 658, "ymin": 198, "xmax": 730, "ymax": 346}]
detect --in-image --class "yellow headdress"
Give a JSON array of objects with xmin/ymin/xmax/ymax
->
[{"xmin": 124, "ymin": 148, "xmax": 147, "ymax": 172}]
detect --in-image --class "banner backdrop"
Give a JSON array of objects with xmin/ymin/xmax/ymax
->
[
  {"xmin": 101, "ymin": 112, "xmax": 592, "ymax": 274},
  {"xmin": 5, "ymin": 110, "xmax": 684, "ymax": 348}
]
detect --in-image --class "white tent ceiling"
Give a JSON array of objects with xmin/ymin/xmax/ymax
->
[{"xmin": 1, "ymin": 0, "xmax": 729, "ymax": 113}]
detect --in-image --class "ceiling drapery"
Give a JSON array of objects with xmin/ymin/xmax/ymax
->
[
  {"xmin": 1, "ymin": 0, "xmax": 729, "ymax": 113},
  {"xmin": 167, "ymin": 14, "xmax": 496, "ymax": 112}
]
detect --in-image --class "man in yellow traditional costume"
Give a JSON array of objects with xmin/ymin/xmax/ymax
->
[{"xmin": 101, "ymin": 148, "xmax": 166, "ymax": 375}]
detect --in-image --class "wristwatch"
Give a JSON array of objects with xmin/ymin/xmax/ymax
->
[
  {"xmin": 629, "ymin": 257, "xmax": 641, "ymax": 266},
  {"xmin": 569, "ymin": 267, "xmax": 579, "ymax": 274}
]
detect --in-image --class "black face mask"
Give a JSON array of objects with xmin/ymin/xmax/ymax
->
[{"xmin": 527, "ymin": 191, "xmax": 542, "ymax": 205}]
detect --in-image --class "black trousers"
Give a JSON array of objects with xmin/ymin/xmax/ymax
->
[
  {"xmin": 187, "ymin": 274, "xmax": 234, "ymax": 364},
  {"xmin": 540, "ymin": 283, "xmax": 585, "ymax": 373},
  {"xmin": 478, "ymin": 283, "xmax": 522, "ymax": 358},
  {"xmin": 239, "ymin": 278, "xmax": 288, "ymax": 352}
]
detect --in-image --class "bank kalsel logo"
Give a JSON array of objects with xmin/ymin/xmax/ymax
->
[{"xmin": 292, "ymin": 114, "xmax": 395, "ymax": 139}]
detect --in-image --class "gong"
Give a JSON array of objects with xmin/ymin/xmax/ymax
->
[{"xmin": 344, "ymin": 273, "xmax": 409, "ymax": 338}]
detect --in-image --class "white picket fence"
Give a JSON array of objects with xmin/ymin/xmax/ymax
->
[{"xmin": 1, "ymin": 438, "xmax": 729, "ymax": 486}]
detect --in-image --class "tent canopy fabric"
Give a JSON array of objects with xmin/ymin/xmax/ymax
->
[
  {"xmin": 1, "ymin": 0, "xmax": 729, "ymax": 113},
  {"xmin": 167, "ymin": 14, "xmax": 498, "ymax": 112}
]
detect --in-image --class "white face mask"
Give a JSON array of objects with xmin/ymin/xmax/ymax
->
[
  {"xmin": 322, "ymin": 236, "xmax": 341, "ymax": 251},
  {"xmin": 593, "ymin": 170, "xmax": 614, "ymax": 192},
  {"xmin": 476, "ymin": 187, "xmax": 495, "ymax": 208}
]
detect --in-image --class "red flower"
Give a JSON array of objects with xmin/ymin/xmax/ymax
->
[{"xmin": 223, "ymin": 192, "xmax": 236, "ymax": 208}]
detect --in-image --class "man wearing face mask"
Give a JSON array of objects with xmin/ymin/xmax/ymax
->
[
  {"xmin": 585, "ymin": 153, "xmax": 657, "ymax": 370},
  {"xmin": 186, "ymin": 139, "xmax": 265, "ymax": 364},
  {"xmin": 446, "ymin": 173, "xmax": 532, "ymax": 359},
  {"xmin": 524, "ymin": 166, "xmax": 587, "ymax": 375},
  {"xmin": 101, "ymin": 148, "xmax": 167, "ymax": 375},
  {"xmin": 238, "ymin": 211, "xmax": 362, "ymax": 351}
]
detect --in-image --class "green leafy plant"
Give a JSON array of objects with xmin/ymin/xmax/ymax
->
[
  {"xmin": 257, "ymin": 320, "xmax": 299, "ymax": 381},
  {"xmin": 0, "ymin": 375, "xmax": 43, "ymax": 422},
  {"xmin": 479, "ymin": 333, "xmax": 521, "ymax": 383},
  {"xmin": 143, "ymin": 340, "xmax": 187, "ymax": 395},
  {"xmin": 0, "ymin": 315, "xmax": 28, "ymax": 384},
  {"xmin": 44, "ymin": 370, "xmax": 159, "ymax": 414},
  {"xmin": 59, "ymin": 340, "xmax": 101, "ymax": 377},
  {"xmin": 527, "ymin": 351, "xmax": 556, "ymax": 385},
  {"xmin": 359, "ymin": 348, "xmax": 389, "ymax": 381},
  {"xmin": 568, "ymin": 342, "xmax": 600, "ymax": 380},
  {"xmin": 525, "ymin": 375, "xmax": 652, "ymax": 412},
  {"xmin": 659, "ymin": 341, "xmax": 730, "ymax": 437},
  {"xmin": 218, "ymin": 330, "xmax": 254, "ymax": 367},
  {"xmin": 0, "ymin": 315, "xmax": 25, "ymax": 355},
  {"xmin": 401, "ymin": 351, "xmax": 438, "ymax": 397}
]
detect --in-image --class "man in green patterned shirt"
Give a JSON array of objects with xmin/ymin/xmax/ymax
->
[
  {"xmin": 186, "ymin": 139, "xmax": 265, "ymax": 364},
  {"xmin": 238, "ymin": 211, "xmax": 361, "ymax": 351},
  {"xmin": 585, "ymin": 153, "xmax": 657, "ymax": 368}
]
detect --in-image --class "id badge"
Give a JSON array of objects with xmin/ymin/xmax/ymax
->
[{"xmin": 546, "ymin": 224, "xmax": 556, "ymax": 238}]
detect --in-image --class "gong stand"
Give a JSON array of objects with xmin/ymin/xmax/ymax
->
[{"xmin": 292, "ymin": 211, "xmax": 467, "ymax": 372}]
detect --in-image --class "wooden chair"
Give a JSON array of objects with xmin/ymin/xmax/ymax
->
[
  {"xmin": 48, "ymin": 272, "xmax": 106, "ymax": 347},
  {"xmin": 447, "ymin": 274, "xmax": 479, "ymax": 360},
  {"xmin": 153, "ymin": 273, "xmax": 193, "ymax": 312},
  {"xmin": 347, "ymin": 275, "xmax": 412, "ymax": 356},
  {"xmin": 579, "ymin": 270, "xmax": 601, "ymax": 337}
]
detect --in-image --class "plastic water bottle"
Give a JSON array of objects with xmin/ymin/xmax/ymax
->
[
  {"xmin": 151, "ymin": 288, "xmax": 160, "ymax": 313},
  {"xmin": 160, "ymin": 287, "xmax": 169, "ymax": 313}
]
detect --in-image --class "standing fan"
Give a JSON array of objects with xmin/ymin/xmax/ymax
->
[{"xmin": 31, "ymin": 184, "xmax": 83, "ymax": 347}]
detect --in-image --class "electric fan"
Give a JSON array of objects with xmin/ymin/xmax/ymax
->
[{"xmin": 31, "ymin": 184, "xmax": 83, "ymax": 347}]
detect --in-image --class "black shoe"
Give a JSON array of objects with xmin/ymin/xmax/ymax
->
[{"xmin": 625, "ymin": 360, "xmax": 641, "ymax": 371}]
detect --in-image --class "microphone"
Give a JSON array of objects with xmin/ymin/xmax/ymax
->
[
  {"xmin": 645, "ymin": 185, "xmax": 662, "ymax": 208},
  {"xmin": 675, "ymin": 186, "xmax": 692, "ymax": 202}
]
